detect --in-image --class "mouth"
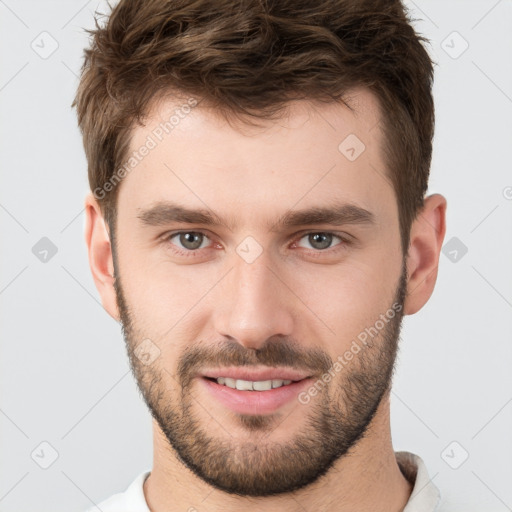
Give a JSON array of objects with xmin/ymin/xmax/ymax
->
[
  {"xmin": 198, "ymin": 368, "xmax": 314, "ymax": 415},
  {"xmin": 203, "ymin": 376, "xmax": 305, "ymax": 391},
  {"xmin": 200, "ymin": 367, "xmax": 312, "ymax": 383}
]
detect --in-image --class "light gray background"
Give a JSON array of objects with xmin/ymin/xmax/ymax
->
[{"xmin": 1, "ymin": 1, "xmax": 511, "ymax": 511}]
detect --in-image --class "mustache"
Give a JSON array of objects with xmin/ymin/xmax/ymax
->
[{"xmin": 178, "ymin": 336, "xmax": 333, "ymax": 386}]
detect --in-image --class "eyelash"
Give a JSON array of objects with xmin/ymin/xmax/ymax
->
[{"xmin": 160, "ymin": 230, "xmax": 351, "ymax": 258}]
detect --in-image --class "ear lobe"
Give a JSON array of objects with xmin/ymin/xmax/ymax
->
[
  {"xmin": 84, "ymin": 193, "xmax": 120, "ymax": 321},
  {"xmin": 403, "ymin": 193, "xmax": 447, "ymax": 315}
]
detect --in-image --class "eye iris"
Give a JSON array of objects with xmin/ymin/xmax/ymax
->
[
  {"xmin": 309, "ymin": 233, "xmax": 332, "ymax": 250},
  {"xmin": 180, "ymin": 232, "xmax": 203, "ymax": 250},
  {"xmin": 176, "ymin": 233, "xmax": 336, "ymax": 251}
]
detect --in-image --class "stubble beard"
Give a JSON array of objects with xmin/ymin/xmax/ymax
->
[{"xmin": 114, "ymin": 263, "xmax": 407, "ymax": 497}]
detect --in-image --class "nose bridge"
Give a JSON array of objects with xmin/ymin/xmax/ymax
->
[{"xmin": 214, "ymin": 249, "xmax": 294, "ymax": 348}]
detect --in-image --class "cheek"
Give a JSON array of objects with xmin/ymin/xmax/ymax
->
[
  {"xmin": 292, "ymin": 256, "xmax": 401, "ymax": 349},
  {"xmin": 117, "ymin": 243, "xmax": 224, "ymax": 347},
  {"xmin": 115, "ymin": 240, "xmax": 179, "ymax": 332}
]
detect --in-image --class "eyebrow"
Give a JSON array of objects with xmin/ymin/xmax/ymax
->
[{"xmin": 137, "ymin": 201, "xmax": 375, "ymax": 231}]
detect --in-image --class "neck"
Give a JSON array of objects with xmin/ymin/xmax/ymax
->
[{"xmin": 144, "ymin": 391, "xmax": 412, "ymax": 512}]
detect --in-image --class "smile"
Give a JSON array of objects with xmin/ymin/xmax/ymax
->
[{"xmin": 209, "ymin": 377, "xmax": 296, "ymax": 391}]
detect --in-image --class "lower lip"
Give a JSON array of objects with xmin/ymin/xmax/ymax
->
[{"xmin": 199, "ymin": 377, "xmax": 312, "ymax": 415}]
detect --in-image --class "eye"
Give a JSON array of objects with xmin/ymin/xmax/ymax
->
[
  {"xmin": 161, "ymin": 230, "xmax": 350, "ymax": 257},
  {"xmin": 168, "ymin": 231, "xmax": 211, "ymax": 251},
  {"xmin": 295, "ymin": 232, "xmax": 345, "ymax": 251}
]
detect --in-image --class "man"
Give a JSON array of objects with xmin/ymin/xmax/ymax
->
[{"xmin": 75, "ymin": 0, "xmax": 447, "ymax": 510}]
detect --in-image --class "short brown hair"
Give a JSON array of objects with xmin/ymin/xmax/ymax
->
[{"xmin": 73, "ymin": 0, "xmax": 434, "ymax": 253}]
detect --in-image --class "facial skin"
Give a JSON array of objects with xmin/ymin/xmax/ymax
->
[{"xmin": 85, "ymin": 88, "xmax": 446, "ymax": 512}]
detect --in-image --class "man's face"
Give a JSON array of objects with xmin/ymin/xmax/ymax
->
[{"xmin": 112, "ymin": 89, "xmax": 405, "ymax": 496}]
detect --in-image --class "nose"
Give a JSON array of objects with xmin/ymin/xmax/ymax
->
[{"xmin": 213, "ymin": 251, "xmax": 295, "ymax": 350}]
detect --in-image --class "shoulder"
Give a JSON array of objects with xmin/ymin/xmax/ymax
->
[
  {"xmin": 83, "ymin": 470, "xmax": 151, "ymax": 512},
  {"xmin": 397, "ymin": 451, "xmax": 442, "ymax": 512}
]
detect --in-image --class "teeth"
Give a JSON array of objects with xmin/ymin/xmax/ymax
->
[
  {"xmin": 215, "ymin": 378, "xmax": 293, "ymax": 390},
  {"xmin": 236, "ymin": 379, "xmax": 253, "ymax": 391}
]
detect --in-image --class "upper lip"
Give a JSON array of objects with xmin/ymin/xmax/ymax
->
[{"xmin": 201, "ymin": 367, "xmax": 312, "ymax": 382}]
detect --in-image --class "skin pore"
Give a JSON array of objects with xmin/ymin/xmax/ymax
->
[{"xmin": 85, "ymin": 87, "xmax": 446, "ymax": 511}]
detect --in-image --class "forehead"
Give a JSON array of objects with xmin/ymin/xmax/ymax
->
[{"xmin": 118, "ymin": 88, "xmax": 395, "ymax": 227}]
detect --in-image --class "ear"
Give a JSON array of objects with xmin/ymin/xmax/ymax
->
[
  {"xmin": 403, "ymin": 193, "xmax": 447, "ymax": 315},
  {"xmin": 84, "ymin": 192, "xmax": 120, "ymax": 322}
]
